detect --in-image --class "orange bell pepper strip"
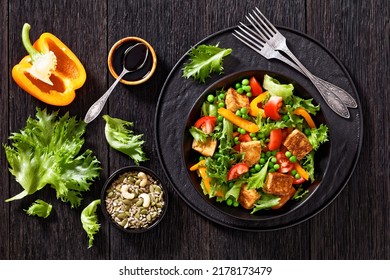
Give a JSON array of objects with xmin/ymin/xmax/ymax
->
[
  {"xmin": 197, "ymin": 167, "xmax": 223, "ymax": 197},
  {"xmin": 12, "ymin": 23, "xmax": 86, "ymax": 106},
  {"xmin": 294, "ymin": 161, "xmax": 310, "ymax": 181},
  {"xmin": 189, "ymin": 159, "xmax": 206, "ymax": 171},
  {"xmin": 218, "ymin": 107, "xmax": 259, "ymax": 133},
  {"xmin": 293, "ymin": 107, "xmax": 316, "ymax": 128},
  {"xmin": 249, "ymin": 91, "xmax": 267, "ymax": 117}
]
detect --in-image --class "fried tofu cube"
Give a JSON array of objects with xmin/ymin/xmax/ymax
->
[
  {"xmin": 240, "ymin": 141, "xmax": 261, "ymax": 167},
  {"xmin": 263, "ymin": 172, "xmax": 294, "ymax": 196},
  {"xmin": 238, "ymin": 184, "xmax": 261, "ymax": 209},
  {"xmin": 225, "ymin": 87, "xmax": 250, "ymax": 113},
  {"xmin": 283, "ymin": 129, "xmax": 313, "ymax": 160},
  {"xmin": 192, "ymin": 137, "xmax": 217, "ymax": 157}
]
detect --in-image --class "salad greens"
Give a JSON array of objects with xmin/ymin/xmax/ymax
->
[
  {"xmin": 182, "ymin": 43, "xmax": 232, "ymax": 83},
  {"xmin": 81, "ymin": 199, "xmax": 101, "ymax": 249},
  {"xmin": 189, "ymin": 75, "xmax": 329, "ymax": 212},
  {"xmin": 24, "ymin": 199, "xmax": 52, "ymax": 218},
  {"xmin": 103, "ymin": 115, "xmax": 148, "ymax": 165},
  {"xmin": 4, "ymin": 108, "xmax": 101, "ymax": 208}
]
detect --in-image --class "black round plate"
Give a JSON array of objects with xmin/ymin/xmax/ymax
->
[{"xmin": 154, "ymin": 26, "xmax": 362, "ymax": 231}]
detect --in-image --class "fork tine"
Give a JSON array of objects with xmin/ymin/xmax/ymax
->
[
  {"xmin": 251, "ymin": 11, "xmax": 275, "ymax": 37},
  {"xmin": 254, "ymin": 7, "xmax": 278, "ymax": 33},
  {"xmin": 237, "ymin": 23, "xmax": 266, "ymax": 44},
  {"xmin": 236, "ymin": 25, "xmax": 266, "ymax": 47},
  {"xmin": 232, "ymin": 32, "xmax": 263, "ymax": 56},
  {"xmin": 246, "ymin": 14, "xmax": 271, "ymax": 40}
]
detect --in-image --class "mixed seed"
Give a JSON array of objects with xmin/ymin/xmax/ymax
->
[{"xmin": 105, "ymin": 171, "xmax": 165, "ymax": 229}]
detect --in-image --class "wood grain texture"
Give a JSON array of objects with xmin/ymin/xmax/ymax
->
[
  {"xmin": 0, "ymin": 0, "xmax": 10, "ymax": 260},
  {"xmin": 0, "ymin": 0, "xmax": 389, "ymax": 260},
  {"xmin": 306, "ymin": 0, "xmax": 390, "ymax": 259}
]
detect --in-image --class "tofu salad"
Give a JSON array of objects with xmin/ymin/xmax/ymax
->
[{"xmin": 189, "ymin": 74, "xmax": 329, "ymax": 213}]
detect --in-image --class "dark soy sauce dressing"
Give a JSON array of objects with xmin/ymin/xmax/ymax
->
[{"xmin": 112, "ymin": 41, "xmax": 152, "ymax": 82}]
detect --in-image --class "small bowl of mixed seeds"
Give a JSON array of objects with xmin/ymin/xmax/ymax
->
[{"xmin": 101, "ymin": 166, "xmax": 168, "ymax": 233}]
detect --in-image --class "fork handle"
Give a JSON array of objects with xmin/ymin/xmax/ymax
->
[
  {"xmin": 273, "ymin": 52, "xmax": 357, "ymax": 108},
  {"xmin": 278, "ymin": 47, "xmax": 350, "ymax": 118}
]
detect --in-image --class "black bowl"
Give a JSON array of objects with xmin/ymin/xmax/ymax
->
[
  {"xmin": 182, "ymin": 70, "xmax": 330, "ymax": 221},
  {"xmin": 100, "ymin": 166, "xmax": 168, "ymax": 233}
]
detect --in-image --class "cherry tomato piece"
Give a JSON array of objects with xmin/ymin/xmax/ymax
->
[
  {"xmin": 194, "ymin": 116, "xmax": 217, "ymax": 134},
  {"xmin": 264, "ymin": 96, "xmax": 283, "ymax": 121},
  {"xmin": 227, "ymin": 163, "xmax": 249, "ymax": 181}
]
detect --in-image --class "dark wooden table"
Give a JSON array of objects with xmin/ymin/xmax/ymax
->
[{"xmin": 1, "ymin": 0, "xmax": 388, "ymax": 260}]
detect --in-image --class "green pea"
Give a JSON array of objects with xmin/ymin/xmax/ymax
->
[
  {"xmin": 269, "ymin": 162, "xmax": 274, "ymax": 169},
  {"xmin": 233, "ymin": 201, "xmax": 239, "ymax": 207},
  {"xmin": 243, "ymin": 85, "xmax": 251, "ymax": 92},
  {"xmin": 219, "ymin": 93, "xmax": 225, "ymax": 99},
  {"xmin": 304, "ymin": 128, "xmax": 311, "ymax": 136},
  {"xmin": 250, "ymin": 167, "xmax": 257, "ymax": 173},
  {"xmin": 236, "ymin": 110, "xmax": 242, "ymax": 116},
  {"xmin": 217, "ymin": 115, "xmax": 223, "ymax": 122},
  {"xmin": 246, "ymin": 92, "xmax": 252, "ymax": 97},
  {"xmin": 226, "ymin": 198, "xmax": 233, "ymax": 206},
  {"xmin": 237, "ymin": 88, "xmax": 244, "ymax": 94},
  {"xmin": 199, "ymin": 156, "xmax": 204, "ymax": 161},
  {"xmin": 207, "ymin": 94, "xmax": 215, "ymax": 103},
  {"xmin": 257, "ymin": 132, "xmax": 265, "ymax": 139},
  {"xmin": 240, "ymin": 107, "xmax": 247, "ymax": 114},
  {"xmin": 234, "ymin": 136, "xmax": 239, "ymax": 144},
  {"xmin": 240, "ymin": 128, "xmax": 246, "ymax": 134},
  {"xmin": 266, "ymin": 151, "xmax": 272, "ymax": 157},
  {"xmin": 271, "ymin": 157, "xmax": 277, "ymax": 163},
  {"xmin": 295, "ymin": 173, "xmax": 301, "ymax": 179},
  {"xmin": 285, "ymin": 151, "xmax": 292, "ymax": 158},
  {"xmin": 290, "ymin": 156, "xmax": 297, "ymax": 163},
  {"xmin": 242, "ymin": 114, "xmax": 248, "ymax": 119},
  {"xmin": 268, "ymin": 168, "xmax": 276, "ymax": 173},
  {"xmin": 218, "ymin": 102, "xmax": 225, "ymax": 108},
  {"xmin": 251, "ymin": 137, "xmax": 258, "ymax": 141},
  {"xmin": 235, "ymin": 83, "xmax": 242, "ymax": 89},
  {"xmin": 242, "ymin": 78, "xmax": 249, "ymax": 85},
  {"xmin": 255, "ymin": 164, "xmax": 261, "ymax": 171},
  {"xmin": 273, "ymin": 164, "xmax": 280, "ymax": 170},
  {"xmin": 272, "ymin": 150, "xmax": 277, "ymax": 155},
  {"xmin": 260, "ymin": 158, "xmax": 266, "ymax": 164},
  {"xmin": 249, "ymin": 133, "xmax": 256, "ymax": 137},
  {"xmin": 291, "ymin": 170, "xmax": 297, "ymax": 176},
  {"xmin": 229, "ymin": 182, "xmax": 234, "ymax": 188}
]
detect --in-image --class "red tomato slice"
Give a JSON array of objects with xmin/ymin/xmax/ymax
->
[
  {"xmin": 194, "ymin": 116, "xmax": 217, "ymax": 134},
  {"xmin": 238, "ymin": 133, "xmax": 252, "ymax": 142},
  {"xmin": 227, "ymin": 163, "xmax": 249, "ymax": 181},
  {"xmin": 264, "ymin": 96, "xmax": 283, "ymax": 120},
  {"xmin": 268, "ymin": 129, "xmax": 282, "ymax": 151},
  {"xmin": 276, "ymin": 152, "xmax": 294, "ymax": 173},
  {"xmin": 233, "ymin": 144, "xmax": 241, "ymax": 152},
  {"xmin": 249, "ymin": 76, "xmax": 263, "ymax": 96},
  {"xmin": 292, "ymin": 177, "xmax": 306, "ymax": 185}
]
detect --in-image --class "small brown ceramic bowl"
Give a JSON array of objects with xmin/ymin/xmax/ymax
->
[
  {"xmin": 101, "ymin": 166, "xmax": 168, "ymax": 233},
  {"xmin": 107, "ymin": 37, "xmax": 157, "ymax": 85}
]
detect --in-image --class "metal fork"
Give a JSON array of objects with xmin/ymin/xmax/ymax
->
[{"xmin": 234, "ymin": 8, "xmax": 357, "ymax": 118}]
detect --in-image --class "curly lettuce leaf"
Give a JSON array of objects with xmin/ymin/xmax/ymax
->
[
  {"xmin": 251, "ymin": 192, "xmax": 280, "ymax": 214},
  {"xmin": 189, "ymin": 126, "xmax": 208, "ymax": 143},
  {"xmin": 308, "ymin": 124, "xmax": 329, "ymax": 150},
  {"xmin": 182, "ymin": 44, "xmax": 232, "ymax": 83},
  {"xmin": 103, "ymin": 115, "xmax": 148, "ymax": 165},
  {"xmin": 247, "ymin": 158, "xmax": 271, "ymax": 190},
  {"xmin": 302, "ymin": 151, "xmax": 315, "ymax": 182},
  {"xmin": 24, "ymin": 199, "xmax": 52, "ymax": 218},
  {"xmin": 4, "ymin": 108, "xmax": 101, "ymax": 208},
  {"xmin": 81, "ymin": 199, "xmax": 101, "ymax": 249}
]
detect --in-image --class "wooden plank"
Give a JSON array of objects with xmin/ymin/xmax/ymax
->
[
  {"xmin": 0, "ymin": 0, "xmax": 10, "ymax": 260},
  {"xmin": 7, "ymin": 0, "xmax": 108, "ymax": 259},
  {"xmin": 307, "ymin": 0, "xmax": 389, "ymax": 259}
]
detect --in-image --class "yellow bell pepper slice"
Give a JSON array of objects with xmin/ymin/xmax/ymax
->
[{"xmin": 249, "ymin": 91, "xmax": 267, "ymax": 117}]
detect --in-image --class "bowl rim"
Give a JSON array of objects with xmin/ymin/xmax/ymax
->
[
  {"xmin": 181, "ymin": 69, "xmax": 331, "ymax": 221},
  {"xmin": 100, "ymin": 165, "xmax": 168, "ymax": 233},
  {"xmin": 107, "ymin": 36, "xmax": 157, "ymax": 86}
]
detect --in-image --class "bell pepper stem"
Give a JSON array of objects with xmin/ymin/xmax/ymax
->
[{"xmin": 22, "ymin": 23, "xmax": 41, "ymax": 62}]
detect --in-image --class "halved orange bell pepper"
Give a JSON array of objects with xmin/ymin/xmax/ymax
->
[
  {"xmin": 293, "ymin": 107, "xmax": 316, "ymax": 128},
  {"xmin": 218, "ymin": 107, "xmax": 259, "ymax": 133},
  {"xmin": 12, "ymin": 23, "xmax": 86, "ymax": 106}
]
